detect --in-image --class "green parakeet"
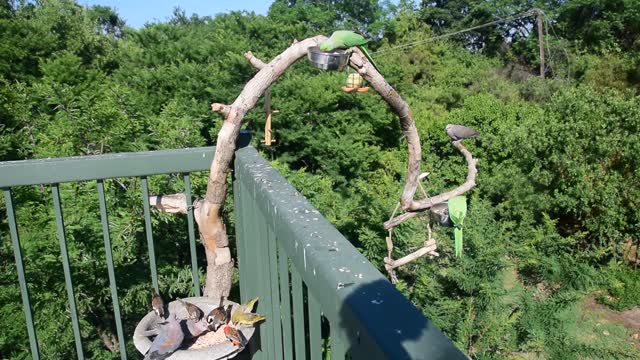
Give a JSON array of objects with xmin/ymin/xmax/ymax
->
[
  {"xmin": 319, "ymin": 30, "xmax": 380, "ymax": 73},
  {"xmin": 448, "ymin": 196, "xmax": 467, "ymax": 257}
]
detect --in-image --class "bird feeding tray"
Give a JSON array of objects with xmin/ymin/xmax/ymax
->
[
  {"xmin": 307, "ymin": 46, "xmax": 349, "ymax": 71},
  {"xmin": 133, "ymin": 297, "xmax": 256, "ymax": 360}
]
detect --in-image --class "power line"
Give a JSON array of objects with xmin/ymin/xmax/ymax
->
[{"xmin": 373, "ymin": 10, "xmax": 537, "ymax": 56}]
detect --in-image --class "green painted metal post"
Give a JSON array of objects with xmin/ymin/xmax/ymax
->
[
  {"xmin": 51, "ymin": 184, "xmax": 85, "ymax": 359},
  {"xmin": 184, "ymin": 174, "xmax": 201, "ymax": 296},
  {"xmin": 277, "ymin": 243, "xmax": 294, "ymax": 360},
  {"xmin": 309, "ymin": 293, "xmax": 322, "ymax": 360},
  {"xmin": 3, "ymin": 189, "xmax": 40, "ymax": 360},
  {"xmin": 140, "ymin": 177, "xmax": 159, "ymax": 292},
  {"xmin": 254, "ymin": 203, "xmax": 274, "ymax": 360},
  {"xmin": 97, "ymin": 180, "xmax": 127, "ymax": 360},
  {"xmin": 330, "ymin": 332, "xmax": 346, "ymax": 360},
  {"xmin": 233, "ymin": 180, "xmax": 249, "ymax": 304},
  {"xmin": 267, "ymin": 224, "xmax": 284, "ymax": 359},
  {"xmin": 238, "ymin": 179, "xmax": 264, "ymax": 359},
  {"xmin": 291, "ymin": 267, "xmax": 307, "ymax": 360}
]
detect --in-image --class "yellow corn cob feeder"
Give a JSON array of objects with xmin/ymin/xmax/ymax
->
[{"xmin": 341, "ymin": 69, "xmax": 369, "ymax": 93}]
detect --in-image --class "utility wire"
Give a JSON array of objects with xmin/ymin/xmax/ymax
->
[{"xmin": 373, "ymin": 10, "xmax": 537, "ymax": 56}]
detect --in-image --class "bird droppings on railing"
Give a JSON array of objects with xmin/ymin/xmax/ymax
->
[{"xmin": 337, "ymin": 282, "xmax": 354, "ymax": 290}]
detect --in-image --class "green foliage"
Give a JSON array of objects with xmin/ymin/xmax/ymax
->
[
  {"xmin": 599, "ymin": 264, "xmax": 640, "ymax": 311},
  {"xmin": 1, "ymin": 0, "xmax": 640, "ymax": 358}
]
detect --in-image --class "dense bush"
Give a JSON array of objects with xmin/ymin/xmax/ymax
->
[{"xmin": 1, "ymin": 1, "xmax": 638, "ymax": 358}]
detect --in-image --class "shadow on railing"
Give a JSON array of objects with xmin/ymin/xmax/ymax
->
[{"xmin": 0, "ymin": 141, "xmax": 464, "ymax": 359}]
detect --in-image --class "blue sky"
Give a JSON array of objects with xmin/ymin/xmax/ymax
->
[{"xmin": 79, "ymin": 0, "xmax": 273, "ymax": 28}]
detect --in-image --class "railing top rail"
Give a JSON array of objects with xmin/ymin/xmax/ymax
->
[
  {"xmin": 0, "ymin": 147, "xmax": 215, "ymax": 187},
  {"xmin": 234, "ymin": 147, "xmax": 465, "ymax": 359}
]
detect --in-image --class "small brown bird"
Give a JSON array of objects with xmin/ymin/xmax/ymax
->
[
  {"xmin": 445, "ymin": 124, "xmax": 480, "ymax": 141},
  {"xmin": 177, "ymin": 298, "xmax": 204, "ymax": 321},
  {"xmin": 151, "ymin": 291, "xmax": 164, "ymax": 319},
  {"xmin": 223, "ymin": 325, "xmax": 247, "ymax": 348},
  {"xmin": 206, "ymin": 297, "xmax": 227, "ymax": 331}
]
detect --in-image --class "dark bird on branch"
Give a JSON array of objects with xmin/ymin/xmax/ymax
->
[{"xmin": 446, "ymin": 124, "xmax": 480, "ymax": 141}]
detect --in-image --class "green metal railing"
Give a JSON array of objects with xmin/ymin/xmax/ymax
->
[
  {"xmin": 1, "ymin": 146, "xmax": 215, "ymax": 359},
  {"xmin": 234, "ymin": 147, "xmax": 465, "ymax": 360},
  {"xmin": 1, "ymin": 140, "xmax": 465, "ymax": 359}
]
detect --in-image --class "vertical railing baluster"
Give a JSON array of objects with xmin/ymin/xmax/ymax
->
[
  {"xmin": 51, "ymin": 184, "xmax": 85, "ymax": 359},
  {"xmin": 267, "ymin": 224, "xmax": 284, "ymax": 359},
  {"xmin": 4, "ymin": 189, "xmax": 40, "ymax": 360},
  {"xmin": 254, "ymin": 198, "xmax": 274, "ymax": 360},
  {"xmin": 291, "ymin": 267, "xmax": 307, "ymax": 360},
  {"xmin": 236, "ymin": 177, "xmax": 265, "ymax": 358},
  {"xmin": 330, "ymin": 329, "xmax": 347, "ymax": 360},
  {"xmin": 96, "ymin": 180, "xmax": 127, "ymax": 360},
  {"xmin": 277, "ymin": 243, "xmax": 294, "ymax": 360},
  {"xmin": 309, "ymin": 293, "xmax": 322, "ymax": 360},
  {"xmin": 233, "ymin": 179, "xmax": 249, "ymax": 303},
  {"xmin": 183, "ymin": 174, "xmax": 201, "ymax": 296},
  {"xmin": 140, "ymin": 177, "xmax": 158, "ymax": 292}
]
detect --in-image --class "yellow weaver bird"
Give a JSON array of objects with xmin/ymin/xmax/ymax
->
[{"xmin": 231, "ymin": 297, "xmax": 266, "ymax": 326}]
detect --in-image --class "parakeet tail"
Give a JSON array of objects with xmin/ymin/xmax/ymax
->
[
  {"xmin": 358, "ymin": 46, "xmax": 380, "ymax": 74},
  {"xmin": 454, "ymin": 227, "xmax": 463, "ymax": 257}
]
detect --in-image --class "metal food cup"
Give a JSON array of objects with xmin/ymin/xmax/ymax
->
[{"xmin": 307, "ymin": 46, "xmax": 349, "ymax": 71}]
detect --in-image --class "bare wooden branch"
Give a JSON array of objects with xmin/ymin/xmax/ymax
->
[
  {"xmin": 412, "ymin": 140, "xmax": 478, "ymax": 210},
  {"xmin": 349, "ymin": 48, "xmax": 421, "ymax": 211},
  {"xmin": 383, "ymin": 140, "xmax": 477, "ymax": 230},
  {"xmin": 350, "ymin": 50, "xmax": 477, "ymax": 214},
  {"xmin": 384, "ymin": 241, "xmax": 438, "ymax": 270},
  {"xmin": 244, "ymin": 51, "xmax": 267, "ymax": 70},
  {"xmin": 384, "ymin": 211, "xmax": 419, "ymax": 230},
  {"xmin": 200, "ymin": 36, "xmax": 327, "ymax": 298},
  {"xmin": 150, "ymin": 193, "xmax": 186, "ymax": 213},
  {"xmin": 348, "ymin": 48, "xmax": 478, "ymax": 279},
  {"xmin": 211, "ymin": 103, "xmax": 230, "ymax": 117}
]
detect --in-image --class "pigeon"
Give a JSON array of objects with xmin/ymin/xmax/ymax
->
[
  {"xmin": 182, "ymin": 318, "xmax": 210, "ymax": 339},
  {"xmin": 145, "ymin": 313, "xmax": 184, "ymax": 360},
  {"xmin": 445, "ymin": 124, "xmax": 480, "ymax": 141}
]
